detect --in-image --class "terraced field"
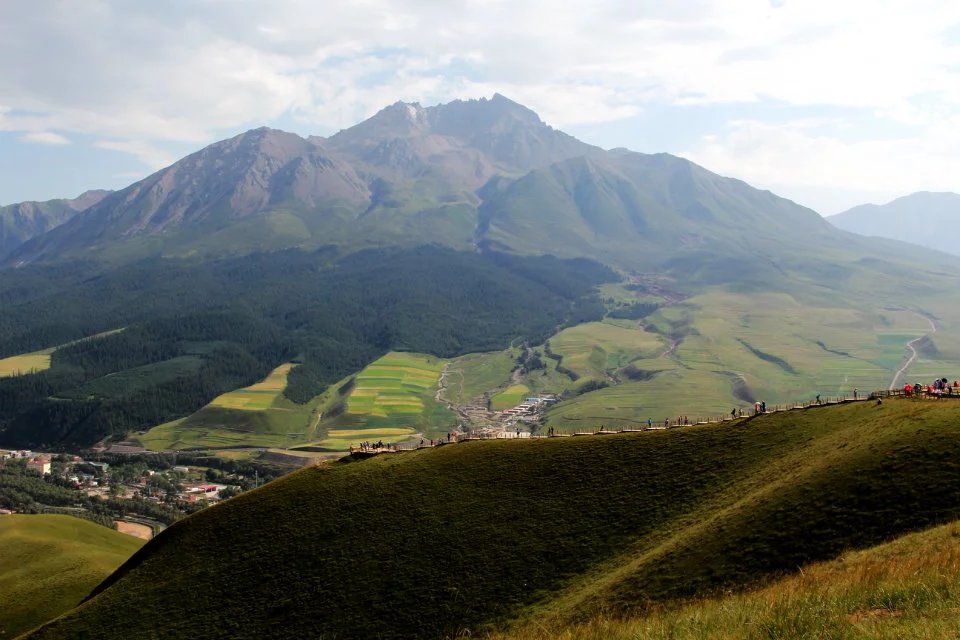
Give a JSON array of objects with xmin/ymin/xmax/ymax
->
[
  {"xmin": 545, "ymin": 293, "xmax": 945, "ymax": 429},
  {"xmin": 314, "ymin": 352, "xmax": 455, "ymax": 447},
  {"xmin": 347, "ymin": 353, "xmax": 443, "ymax": 417},
  {"xmin": 443, "ymin": 350, "xmax": 517, "ymax": 405},
  {"xmin": 209, "ymin": 363, "xmax": 294, "ymax": 411},
  {"xmin": 548, "ymin": 321, "xmax": 665, "ymax": 382},
  {"xmin": 136, "ymin": 362, "xmax": 324, "ymax": 451}
]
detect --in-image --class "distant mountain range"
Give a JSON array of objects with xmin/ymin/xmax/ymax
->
[
  {"xmin": 829, "ymin": 192, "xmax": 960, "ymax": 257},
  {"xmin": 0, "ymin": 190, "xmax": 109, "ymax": 260},
  {"xmin": 3, "ymin": 94, "xmax": 886, "ymax": 283}
]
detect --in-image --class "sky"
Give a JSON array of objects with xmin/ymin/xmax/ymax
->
[{"xmin": 2, "ymin": 0, "xmax": 960, "ymax": 215}]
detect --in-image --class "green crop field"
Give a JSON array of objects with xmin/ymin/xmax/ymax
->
[
  {"xmin": 548, "ymin": 321, "xmax": 665, "ymax": 382},
  {"xmin": 543, "ymin": 292, "xmax": 952, "ymax": 429},
  {"xmin": 346, "ymin": 352, "xmax": 444, "ymax": 417},
  {"xmin": 309, "ymin": 352, "xmax": 455, "ymax": 449},
  {"xmin": 136, "ymin": 362, "xmax": 326, "ymax": 451},
  {"xmin": 0, "ymin": 514, "xmax": 143, "ymax": 638},
  {"xmin": 28, "ymin": 399, "xmax": 960, "ymax": 640},
  {"xmin": 443, "ymin": 350, "xmax": 518, "ymax": 405},
  {"xmin": 209, "ymin": 362, "xmax": 294, "ymax": 410},
  {"xmin": 490, "ymin": 383, "xmax": 531, "ymax": 410}
]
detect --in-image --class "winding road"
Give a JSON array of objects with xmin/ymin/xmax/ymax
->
[{"xmin": 889, "ymin": 313, "xmax": 937, "ymax": 390}]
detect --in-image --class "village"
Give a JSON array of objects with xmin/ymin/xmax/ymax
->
[
  {"xmin": 0, "ymin": 448, "xmax": 251, "ymax": 536},
  {"xmin": 459, "ymin": 393, "xmax": 559, "ymax": 438}
]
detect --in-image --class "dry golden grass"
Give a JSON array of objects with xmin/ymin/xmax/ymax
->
[
  {"xmin": 208, "ymin": 362, "xmax": 293, "ymax": 411},
  {"xmin": 492, "ymin": 520, "xmax": 960, "ymax": 640},
  {"xmin": 0, "ymin": 351, "xmax": 52, "ymax": 378}
]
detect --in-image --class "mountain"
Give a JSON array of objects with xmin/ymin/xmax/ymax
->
[
  {"xmin": 0, "ymin": 190, "xmax": 109, "ymax": 260},
  {"xmin": 478, "ymin": 149, "xmax": 836, "ymax": 267},
  {"xmin": 10, "ymin": 93, "xmax": 948, "ymax": 294},
  {"xmin": 829, "ymin": 191, "xmax": 960, "ymax": 256},
  {"xmin": 24, "ymin": 400, "xmax": 960, "ymax": 639},
  {"xmin": 8, "ymin": 95, "xmax": 596, "ymax": 265},
  {"xmin": 7, "ymin": 94, "xmax": 886, "ymax": 279}
]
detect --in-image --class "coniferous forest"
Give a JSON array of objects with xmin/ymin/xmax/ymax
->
[{"xmin": 0, "ymin": 246, "xmax": 615, "ymax": 448}]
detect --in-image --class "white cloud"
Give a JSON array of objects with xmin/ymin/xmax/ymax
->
[
  {"xmin": 684, "ymin": 118, "xmax": 960, "ymax": 213},
  {"xmin": 20, "ymin": 131, "xmax": 70, "ymax": 145},
  {"xmin": 94, "ymin": 140, "xmax": 178, "ymax": 171},
  {"xmin": 0, "ymin": 0, "xmax": 959, "ymax": 205}
]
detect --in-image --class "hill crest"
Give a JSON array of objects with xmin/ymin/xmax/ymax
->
[{"xmin": 25, "ymin": 399, "xmax": 960, "ymax": 639}]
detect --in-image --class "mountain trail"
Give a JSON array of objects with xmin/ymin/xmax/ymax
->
[{"xmin": 889, "ymin": 313, "xmax": 937, "ymax": 390}]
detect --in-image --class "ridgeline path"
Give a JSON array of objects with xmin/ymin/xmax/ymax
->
[{"xmin": 890, "ymin": 313, "xmax": 937, "ymax": 390}]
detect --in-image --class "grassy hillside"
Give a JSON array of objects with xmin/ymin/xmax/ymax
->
[
  {"xmin": 0, "ymin": 247, "xmax": 613, "ymax": 449},
  {"xmin": 136, "ymin": 362, "xmax": 322, "ymax": 450},
  {"xmin": 496, "ymin": 517, "xmax": 960, "ymax": 639},
  {"xmin": 548, "ymin": 321, "xmax": 664, "ymax": 383},
  {"xmin": 0, "ymin": 515, "xmax": 143, "ymax": 638},
  {"xmin": 545, "ymin": 293, "xmax": 954, "ymax": 428},
  {"xmin": 443, "ymin": 349, "xmax": 518, "ymax": 405},
  {"xmin": 27, "ymin": 399, "xmax": 960, "ymax": 640},
  {"xmin": 0, "ymin": 329, "xmax": 123, "ymax": 379},
  {"xmin": 314, "ymin": 351, "xmax": 455, "ymax": 449}
]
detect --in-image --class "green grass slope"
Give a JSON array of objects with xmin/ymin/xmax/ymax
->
[
  {"xmin": 26, "ymin": 399, "xmax": 960, "ymax": 640},
  {"xmin": 496, "ymin": 517, "xmax": 960, "ymax": 639},
  {"xmin": 136, "ymin": 362, "xmax": 324, "ymax": 450},
  {"xmin": 0, "ymin": 515, "xmax": 143, "ymax": 638},
  {"xmin": 313, "ymin": 352, "xmax": 456, "ymax": 448}
]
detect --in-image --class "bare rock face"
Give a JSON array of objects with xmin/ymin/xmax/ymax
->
[
  {"xmin": 6, "ymin": 94, "xmax": 861, "ymax": 273},
  {"xmin": 8, "ymin": 95, "xmax": 598, "ymax": 264},
  {"xmin": 0, "ymin": 190, "xmax": 110, "ymax": 259}
]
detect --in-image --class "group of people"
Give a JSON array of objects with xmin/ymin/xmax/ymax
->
[
  {"xmin": 355, "ymin": 440, "xmax": 393, "ymax": 452},
  {"xmin": 904, "ymin": 378, "xmax": 958, "ymax": 398}
]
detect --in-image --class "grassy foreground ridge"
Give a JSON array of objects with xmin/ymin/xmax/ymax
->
[
  {"xmin": 0, "ymin": 515, "xmax": 144, "ymax": 638},
  {"xmin": 26, "ymin": 399, "xmax": 960, "ymax": 639},
  {"xmin": 495, "ymin": 518, "xmax": 960, "ymax": 639}
]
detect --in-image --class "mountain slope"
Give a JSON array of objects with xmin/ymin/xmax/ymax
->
[
  {"xmin": 478, "ymin": 150, "xmax": 837, "ymax": 270},
  {"xmin": 11, "ymin": 96, "xmax": 949, "ymax": 289},
  {"xmin": 8, "ymin": 94, "xmax": 909, "ymax": 281},
  {"xmin": 0, "ymin": 247, "xmax": 615, "ymax": 448},
  {"xmin": 829, "ymin": 191, "xmax": 960, "ymax": 256},
  {"xmin": 7, "ymin": 130, "xmax": 372, "ymax": 264},
  {"xmin": 8, "ymin": 95, "xmax": 596, "ymax": 265},
  {"xmin": 0, "ymin": 515, "xmax": 143, "ymax": 638},
  {"xmin": 496, "ymin": 517, "xmax": 960, "ymax": 639},
  {"xmin": 0, "ymin": 190, "xmax": 108, "ymax": 260},
  {"xmin": 26, "ymin": 399, "xmax": 960, "ymax": 639}
]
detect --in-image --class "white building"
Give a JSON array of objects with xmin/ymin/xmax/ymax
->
[{"xmin": 27, "ymin": 458, "xmax": 51, "ymax": 475}]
